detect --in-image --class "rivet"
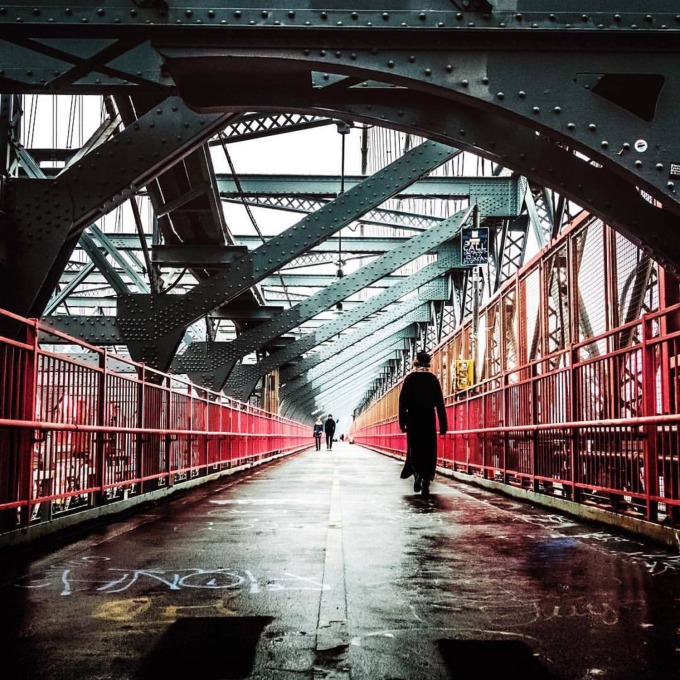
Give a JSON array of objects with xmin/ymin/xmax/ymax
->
[
  {"xmin": 446, "ymin": 65, "xmax": 453, "ymax": 73},
  {"xmin": 623, "ymin": 142, "xmax": 630, "ymax": 150},
  {"xmin": 515, "ymin": 13, "xmax": 522, "ymax": 21},
  {"xmin": 601, "ymin": 140, "xmax": 608, "ymax": 148},
  {"xmin": 409, "ymin": 55, "xmax": 416, "ymax": 62},
  {"xmin": 553, "ymin": 106, "xmax": 561, "ymax": 113},
  {"xmin": 351, "ymin": 12, "xmax": 358, "ymax": 20},
  {"xmin": 388, "ymin": 60, "xmax": 395, "ymax": 68},
  {"xmin": 185, "ymin": 9, "xmax": 192, "ymax": 17},
  {"xmin": 667, "ymin": 181, "xmax": 675, "ymax": 189},
  {"xmin": 419, "ymin": 12, "xmax": 426, "ymax": 21},
  {"xmin": 532, "ymin": 106, "xmax": 540, "ymax": 114},
  {"xmin": 588, "ymin": 123, "xmax": 597, "ymax": 131},
  {"xmin": 320, "ymin": 11, "xmax": 327, "ymax": 19},
  {"xmin": 518, "ymin": 90, "xmax": 526, "ymax": 97},
  {"xmin": 382, "ymin": 12, "xmax": 389, "ymax": 20},
  {"xmin": 495, "ymin": 90, "xmax": 503, "ymax": 98},
  {"xmin": 234, "ymin": 10, "xmax": 241, "ymax": 17},
  {"xmin": 567, "ymin": 123, "xmax": 576, "ymax": 130},
  {"xmin": 613, "ymin": 14, "xmax": 621, "ymax": 22},
  {"xmin": 634, "ymin": 160, "xmax": 642, "ymax": 168},
  {"xmin": 424, "ymin": 68, "xmax": 432, "ymax": 76}
]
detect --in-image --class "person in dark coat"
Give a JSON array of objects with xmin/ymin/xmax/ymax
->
[
  {"xmin": 398, "ymin": 350, "xmax": 448, "ymax": 496},
  {"xmin": 324, "ymin": 414, "xmax": 336, "ymax": 450}
]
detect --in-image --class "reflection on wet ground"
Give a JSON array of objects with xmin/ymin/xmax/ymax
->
[{"xmin": 1, "ymin": 443, "xmax": 679, "ymax": 679}]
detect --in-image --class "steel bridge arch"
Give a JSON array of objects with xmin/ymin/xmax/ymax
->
[
  {"xmin": 0, "ymin": 3, "xmax": 679, "ymax": 269},
  {"xmin": 159, "ymin": 42, "xmax": 680, "ymax": 271}
]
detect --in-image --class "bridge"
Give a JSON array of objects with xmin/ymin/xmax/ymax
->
[{"xmin": 1, "ymin": 3, "xmax": 680, "ymax": 678}]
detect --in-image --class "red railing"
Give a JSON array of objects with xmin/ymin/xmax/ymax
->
[
  {"xmin": 351, "ymin": 244, "xmax": 680, "ymax": 528},
  {"xmin": 0, "ymin": 309, "xmax": 310, "ymax": 531}
]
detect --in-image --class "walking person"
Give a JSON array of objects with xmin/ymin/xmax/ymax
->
[
  {"xmin": 313, "ymin": 416, "xmax": 323, "ymax": 451},
  {"xmin": 398, "ymin": 350, "xmax": 448, "ymax": 496},
  {"xmin": 324, "ymin": 414, "xmax": 336, "ymax": 450}
]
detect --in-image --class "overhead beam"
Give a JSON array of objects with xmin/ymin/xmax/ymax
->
[
  {"xmin": 174, "ymin": 206, "xmax": 471, "ymax": 384},
  {"xmin": 0, "ymin": 96, "xmax": 236, "ymax": 320},
  {"xmin": 116, "ymin": 139, "xmax": 459, "ymax": 373}
]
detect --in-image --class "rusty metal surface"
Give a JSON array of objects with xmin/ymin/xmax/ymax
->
[{"xmin": 2, "ymin": 443, "xmax": 679, "ymax": 680}]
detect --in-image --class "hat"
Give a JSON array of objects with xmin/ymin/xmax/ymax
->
[{"xmin": 414, "ymin": 350, "xmax": 431, "ymax": 366}]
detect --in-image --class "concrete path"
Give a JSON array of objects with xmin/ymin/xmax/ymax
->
[{"xmin": 2, "ymin": 443, "xmax": 679, "ymax": 679}]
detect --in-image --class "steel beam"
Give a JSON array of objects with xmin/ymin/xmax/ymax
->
[
  {"xmin": 220, "ymin": 239, "xmax": 465, "ymax": 398},
  {"xmin": 2, "ymin": 7, "xmax": 680, "ymax": 268},
  {"xmin": 0, "ymin": 96, "xmax": 235, "ymax": 319},
  {"xmin": 174, "ymin": 206, "xmax": 470, "ymax": 381},
  {"xmin": 282, "ymin": 336, "xmax": 408, "ymax": 410},
  {"xmin": 217, "ymin": 174, "xmax": 522, "ymax": 209},
  {"xmin": 116, "ymin": 139, "xmax": 459, "ymax": 372},
  {"xmin": 280, "ymin": 307, "xmax": 426, "ymax": 394}
]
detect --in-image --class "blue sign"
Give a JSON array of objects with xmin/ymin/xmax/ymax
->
[{"xmin": 461, "ymin": 227, "xmax": 489, "ymax": 265}]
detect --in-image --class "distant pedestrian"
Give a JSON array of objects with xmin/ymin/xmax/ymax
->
[
  {"xmin": 324, "ymin": 414, "xmax": 336, "ymax": 450},
  {"xmin": 398, "ymin": 350, "xmax": 448, "ymax": 496},
  {"xmin": 313, "ymin": 417, "xmax": 323, "ymax": 451}
]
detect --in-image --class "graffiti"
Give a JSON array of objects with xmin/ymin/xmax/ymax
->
[{"xmin": 14, "ymin": 556, "xmax": 329, "ymax": 596}]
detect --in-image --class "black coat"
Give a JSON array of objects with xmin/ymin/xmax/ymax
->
[
  {"xmin": 398, "ymin": 369, "xmax": 448, "ymax": 481},
  {"xmin": 324, "ymin": 418, "xmax": 336, "ymax": 435}
]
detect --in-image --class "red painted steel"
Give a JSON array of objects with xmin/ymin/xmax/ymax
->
[
  {"xmin": 0, "ymin": 312, "xmax": 310, "ymax": 530},
  {"xmin": 351, "ymin": 217, "xmax": 680, "ymax": 528}
]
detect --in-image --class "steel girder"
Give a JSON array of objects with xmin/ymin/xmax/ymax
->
[
  {"xmin": 281, "ymin": 336, "xmax": 410, "ymax": 420},
  {"xmin": 0, "ymin": 0, "xmax": 678, "ymax": 420},
  {"xmin": 172, "ymin": 206, "xmax": 471, "ymax": 385},
  {"xmin": 284, "ymin": 327, "xmax": 418, "ymax": 398},
  {"xmin": 115, "ymin": 233, "xmax": 412, "ymax": 254},
  {"xmin": 285, "ymin": 318, "xmax": 425, "ymax": 420},
  {"xmin": 284, "ymin": 352, "xmax": 402, "ymax": 423},
  {"xmin": 217, "ymin": 174, "xmax": 522, "ymax": 213},
  {"xmin": 280, "ymin": 297, "xmax": 432, "ymax": 396},
  {"xmin": 0, "ymin": 5, "xmax": 679, "ymax": 272},
  {"xmin": 0, "ymin": 96, "xmax": 235, "ymax": 320},
  {"xmin": 221, "ymin": 234, "xmax": 468, "ymax": 400},
  {"xmin": 211, "ymin": 112, "xmax": 335, "ymax": 144},
  {"xmin": 222, "ymin": 196, "xmax": 446, "ymax": 232},
  {"xmin": 115, "ymin": 139, "xmax": 457, "ymax": 372},
  {"xmin": 54, "ymin": 270, "xmax": 407, "ymax": 289}
]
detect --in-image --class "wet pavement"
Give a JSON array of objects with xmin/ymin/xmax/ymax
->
[{"xmin": 1, "ymin": 442, "xmax": 679, "ymax": 680}]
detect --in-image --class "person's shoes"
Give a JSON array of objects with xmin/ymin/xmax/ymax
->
[
  {"xmin": 414, "ymin": 475, "xmax": 422, "ymax": 492},
  {"xmin": 421, "ymin": 480, "xmax": 430, "ymax": 496}
]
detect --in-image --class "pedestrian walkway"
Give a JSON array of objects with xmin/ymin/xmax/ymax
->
[{"xmin": 2, "ymin": 443, "xmax": 679, "ymax": 679}]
